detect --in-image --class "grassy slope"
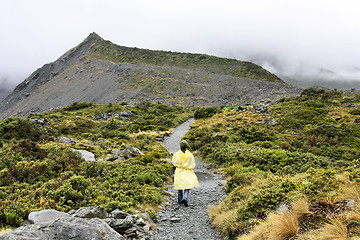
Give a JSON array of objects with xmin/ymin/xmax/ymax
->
[
  {"xmin": 87, "ymin": 36, "xmax": 283, "ymax": 82},
  {"xmin": 184, "ymin": 89, "xmax": 360, "ymax": 239}
]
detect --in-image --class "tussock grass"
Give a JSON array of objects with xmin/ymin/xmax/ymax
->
[
  {"xmin": 318, "ymin": 218, "xmax": 349, "ymax": 240},
  {"xmin": 268, "ymin": 212, "xmax": 299, "ymax": 239},
  {"xmin": 291, "ymin": 197, "xmax": 311, "ymax": 217},
  {"xmin": 209, "ymin": 205, "xmax": 241, "ymax": 239},
  {"xmin": 239, "ymin": 211, "xmax": 299, "ymax": 240}
]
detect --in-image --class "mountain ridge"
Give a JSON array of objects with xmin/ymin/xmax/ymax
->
[{"xmin": 0, "ymin": 33, "xmax": 302, "ymax": 118}]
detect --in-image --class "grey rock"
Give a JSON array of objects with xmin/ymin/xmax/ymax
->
[
  {"xmin": 58, "ymin": 136, "xmax": 76, "ymax": 144},
  {"xmin": 276, "ymin": 203, "xmax": 289, "ymax": 213},
  {"xmin": 143, "ymin": 223, "xmax": 151, "ymax": 233},
  {"xmin": 72, "ymin": 206, "xmax": 107, "ymax": 219},
  {"xmin": 73, "ymin": 149, "xmax": 95, "ymax": 162},
  {"xmin": 107, "ymin": 216, "xmax": 134, "ymax": 234},
  {"xmin": 120, "ymin": 111, "xmax": 135, "ymax": 118},
  {"xmin": 0, "ymin": 217, "xmax": 125, "ymax": 240},
  {"xmin": 28, "ymin": 209, "xmax": 70, "ymax": 225},
  {"xmin": 110, "ymin": 209, "xmax": 131, "ymax": 219},
  {"xmin": 170, "ymin": 217, "xmax": 181, "ymax": 223},
  {"xmin": 141, "ymin": 212, "xmax": 155, "ymax": 225},
  {"xmin": 115, "ymin": 146, "xmax": 144, "ymax": 159},
  {"xmin": 135, "ymin": 217, "xmax": 146, "ymax": 226}
]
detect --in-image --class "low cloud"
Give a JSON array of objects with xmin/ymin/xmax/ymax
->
[{"xmin": 0, "ymin": 0, "xmax": 359, "ymax": 90}]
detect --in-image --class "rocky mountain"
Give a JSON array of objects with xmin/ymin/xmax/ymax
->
[{"xmin": 0, "ymin": 33, "xmax": 302, "ymax": 118}]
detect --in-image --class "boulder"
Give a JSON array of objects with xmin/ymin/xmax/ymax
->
[
  {"xmin": 110, "ymin": 209, "xmax": 131, "ymax": 219},
  {"xmin": 120, "ymin": 111, "xmax": 135, "ymax": 118},
  {"xmin": 73, "ymin": 149, "xmax": 95, "ymax": 162},
  {"xmin": 28, "ymin": 209, "xmax": 70, "ymax": 225},
  {"xmin": 72, "ymin": 206, "xmax": 108, "ymax": 219},
  {"xmin": 0, "ymin": 217, "xmax": 125, "ymax": 240},
  {"xmin": 105, "ymin": 215, "xmax": 134, "ymax": 234}
]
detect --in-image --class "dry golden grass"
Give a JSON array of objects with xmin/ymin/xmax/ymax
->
[
  {"xmin": 346, "ymin": 210, "xmax": 360, "ymax": 228},
  {"xmin": 238, "ymin": 211, "xmax": 299, "ymax": 240},
  {"xmin": 209, "ymin": 204, "xmax": 245, "ymax": 238},
  {"xmin": 341, "ymin": 184, "xmax": 360, "ymax": 203},
  {"xmin": 291, "ymin": 197, "xmax": 311, "ymax": 217},
  {"xmin": 318, "ymin": 218, "xmax": 349, "ymax": 240},
  {"xmin": 268, "ymin": 211, "xmax": 299, "ymax": 240},
  {"xmin": 238, "ymin": 220, "xmax": 270, "ymax": 240},
  {"xmin": 209, "ymin": 205, "xmax": 237, "ymax": 228}
]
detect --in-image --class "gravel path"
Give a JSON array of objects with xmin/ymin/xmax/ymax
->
[{"xmin": 150, "ymin": 119, "xmax": 226, "ymax": 240}]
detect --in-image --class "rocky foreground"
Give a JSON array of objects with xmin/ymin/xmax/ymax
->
[{"xmin": 0, "ymin": 206, "xmax": 154, "ymax": 240}]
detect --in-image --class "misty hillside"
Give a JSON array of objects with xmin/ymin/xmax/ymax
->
[
  {"xmin": 0, "ymin": 88, "xmax": 11, "ymax": 102},
  {"xmin": 0, "ymin": 33, "xmax": 302, "ymax": 118}
]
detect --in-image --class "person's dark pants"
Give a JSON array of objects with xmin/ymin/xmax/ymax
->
[{"xmin": 178, "ymin": 189, "xmax": 190, "ymax": 205}]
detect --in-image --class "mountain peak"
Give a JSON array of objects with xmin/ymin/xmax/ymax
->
[{"xmin": 85, "ymin": 32, "xmax": 103, "ymax": 42}]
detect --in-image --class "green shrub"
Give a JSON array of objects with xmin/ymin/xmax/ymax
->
[
  {"xmin": 194, "ymin": 107, "xmax": 222, "ymax": 119},
  {"xmin": 0, "ymin": 118, "xmax": 45, "ymax": 142},
  {"xmin": 301, "ymin": 87, "xmax": 325, "ymax": 97},
  {"xmin": 228, "ymin": 126, "xmax": 271, "ymax": 144}
]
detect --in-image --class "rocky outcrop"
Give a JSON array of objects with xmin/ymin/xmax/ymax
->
[
  {"xmin": 92, "ymin": 111, "xmax": 135, "ymax": 122},
  {"xmin": 29, "ymin": 118, "xmax": 53, "ymax": 130},
  {"xmin": 0, "ymin": 207, "xmax": 153, "ymax": 240},
  {"xmin": 99, "ymin": 146, "xmax": 144, "ymax": 162}
]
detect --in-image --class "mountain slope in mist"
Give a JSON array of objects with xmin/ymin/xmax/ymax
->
[
  {"xmin": 0, "ymin": 33, "xmax": 302, "ymax": 118},
  {"xmin": 0, "ymin": 88, "xmax": 11, "ymax": 102}
]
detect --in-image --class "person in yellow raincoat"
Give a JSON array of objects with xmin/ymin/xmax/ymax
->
[{"xmin": 172, "ymin": 140, "xmax": 199, "ymax": 207}]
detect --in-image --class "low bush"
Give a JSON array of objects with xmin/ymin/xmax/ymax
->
[{"xmin": 194, "ymin": 106, "xmax": 222, "ymax": 119}]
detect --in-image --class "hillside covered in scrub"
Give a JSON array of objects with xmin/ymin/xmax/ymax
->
[
  {"xmin": 182, "ymin": 88, "xmax": 360, "ymax": 239},
  {"xmin": 0, "ymin": 32, "xmax": 301, "ymax": 119},
  {"xmin": 0, "ymin": 102, "xmax": 193, "ymax": 228},
  {"xmin": 2, "ymin": 88, "xmax": 360, "ymax": 239}
]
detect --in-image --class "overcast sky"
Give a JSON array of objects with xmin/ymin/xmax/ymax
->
[{"xmin": 1, "ymin": 0, "xmax": 360, "ymax": 90}]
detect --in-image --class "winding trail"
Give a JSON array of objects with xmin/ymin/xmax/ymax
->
[{"xmin": 151, "ymin": 119, "xmax": 226, "ymax": 240}]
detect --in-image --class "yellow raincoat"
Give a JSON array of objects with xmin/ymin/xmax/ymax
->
[{"xmin": 172, "ymin": 149, "xmax": 199, "ymax": 190}]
